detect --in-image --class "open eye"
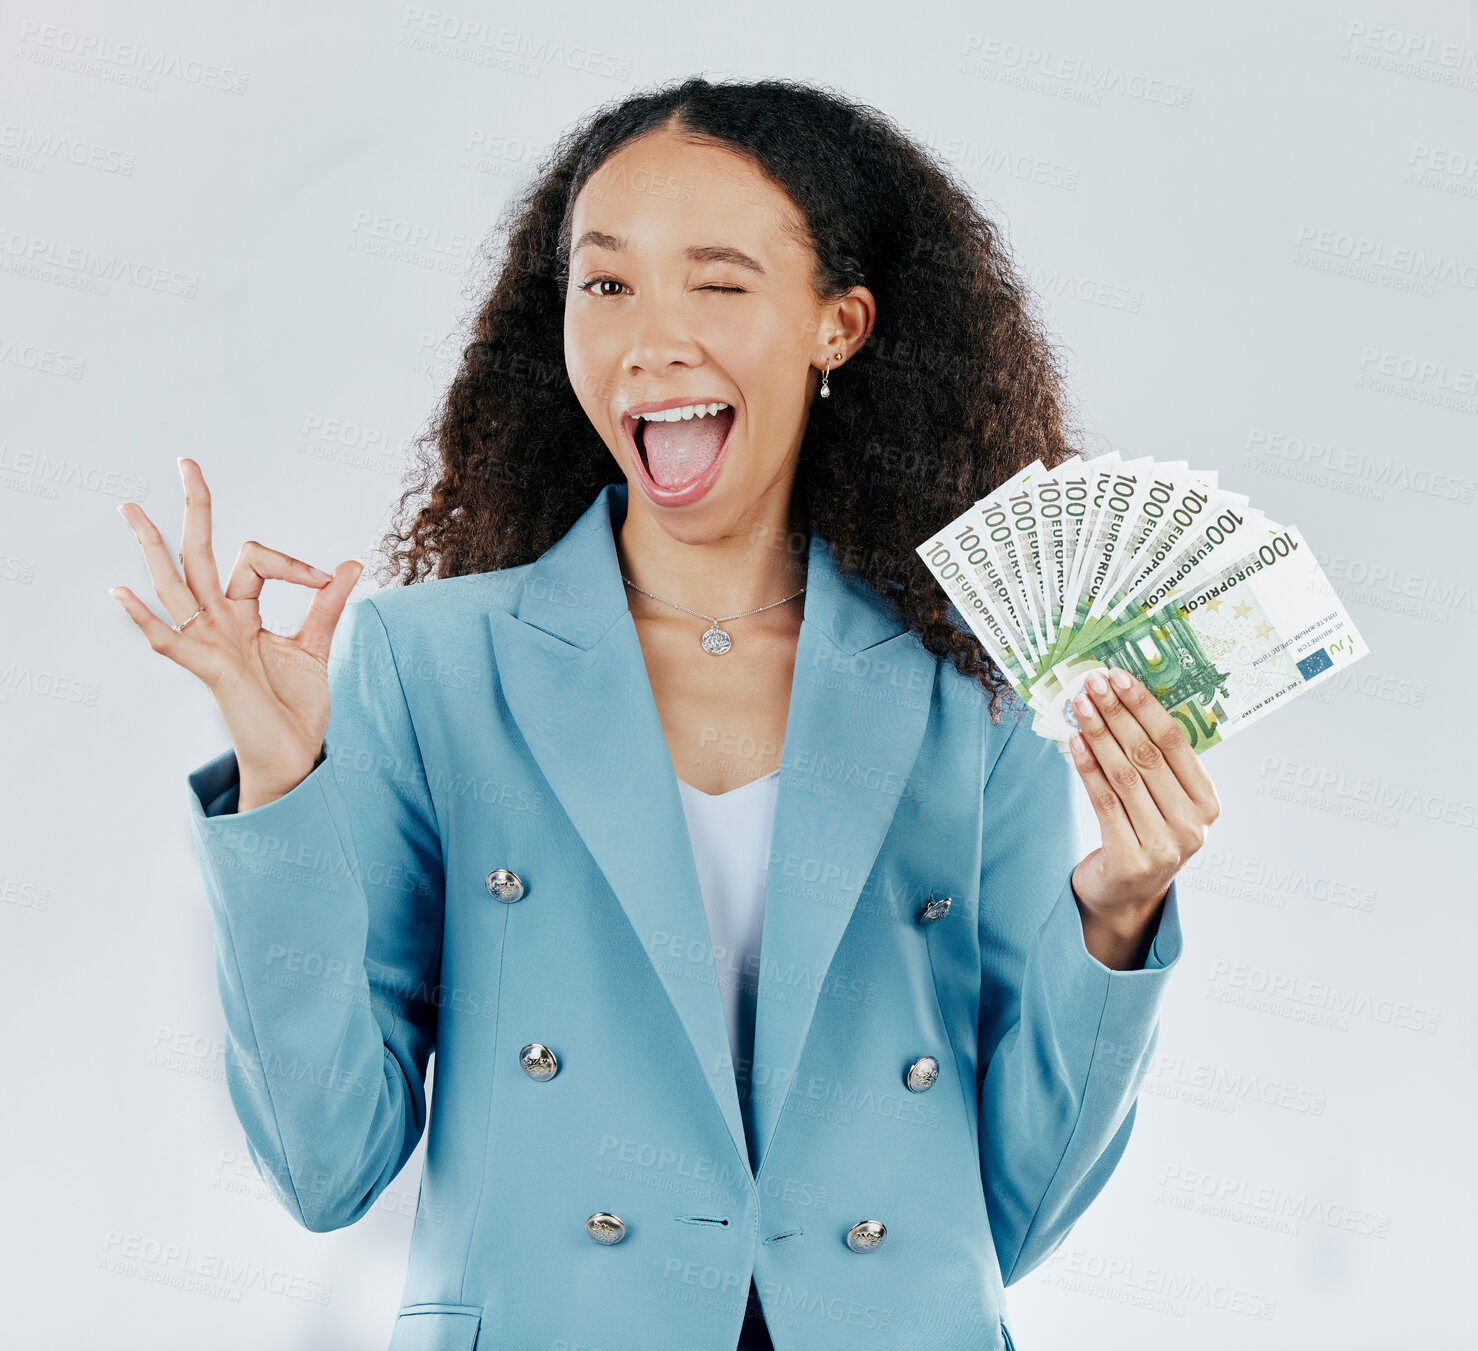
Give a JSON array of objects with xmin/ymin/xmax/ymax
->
[{"xmin": 577, "ymin": 276, "xmax": 628, "ymax": 297}]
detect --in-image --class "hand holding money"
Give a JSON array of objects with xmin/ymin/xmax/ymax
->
[
  {"xmin": 916, "ymin": 451, "xmax": 1371, "ymax": 757},
  {"xmin": 1066, "ymin": 663, "xmax": 1221, "ymax": 930}
]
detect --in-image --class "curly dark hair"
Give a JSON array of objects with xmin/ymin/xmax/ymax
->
[{"xmin": 372, "ymin": 74, "xmax": 1083, "ymax": 719}]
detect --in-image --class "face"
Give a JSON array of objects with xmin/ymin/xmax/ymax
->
[{"xmin": 563, "ymin": 126, "xmax": 871, "ymax": 539}]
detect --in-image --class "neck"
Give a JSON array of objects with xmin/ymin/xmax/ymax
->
[{"xmin": 615, "ymin": 489, "xmax": 810, "ymax": 620}]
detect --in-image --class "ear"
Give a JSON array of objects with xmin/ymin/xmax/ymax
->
[{"xmin": 813, "ymin": 284, "xmax": 877, "ymax": 368}]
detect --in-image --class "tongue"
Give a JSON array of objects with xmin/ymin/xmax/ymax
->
[{"xmin": 642, "ymin": 407, "xmax": 733, "ymax": 488}]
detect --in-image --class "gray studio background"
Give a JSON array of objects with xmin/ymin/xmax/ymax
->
[{"xmin": 4, "ymin": 1, "xmax": 1473, "ymax": 1347}]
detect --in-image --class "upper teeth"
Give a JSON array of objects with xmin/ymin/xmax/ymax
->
[{"xmin": 636, "ymin": 402, "xmax": 730, "ymax": 422}]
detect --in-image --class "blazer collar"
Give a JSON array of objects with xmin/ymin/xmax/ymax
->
[{"xmin": 485, "ymin": 481, "xmax": 937, "ymax": 1182}]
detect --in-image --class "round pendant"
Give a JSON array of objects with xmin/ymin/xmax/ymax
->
[{"xmin": 700, "ymin": 624, "xmax": 732, "ymax": 655}]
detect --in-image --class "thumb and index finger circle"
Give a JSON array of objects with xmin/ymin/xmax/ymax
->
[{"xmin": 223, "ymin": 544, "xmax": 362, "ymax": 667}]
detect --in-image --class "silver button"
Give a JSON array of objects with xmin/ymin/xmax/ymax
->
[
  {"xmin": 846, "ymin": 1219, "xmax": 887, "ymax": 1253},
  {"xmin": 586, "ymin": 1212, "xmax": 626, "ymax": 1245},
  {"xmin": 919, "ymin": 896, "xmax": 951, "ymax": 925},
  {"xmin": 486, "ymin": 868, "xmax": 524, "ymax": 902},
  {"xmin": 520, "ymin": 1043, "xmax": 558, "ymax": 1080},
  {"xmin": 905, "ymin": 1056, "xmax": 940, "ymax": 1093}
]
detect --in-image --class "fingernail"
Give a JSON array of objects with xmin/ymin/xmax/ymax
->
[
  {"xmin": 1110, "ymin": 668, "xmax": 1131, "ymax": 690},
  {"xmin": 1075, "ymin": 692, "xmax": 1097, "ymax": 719},
  {"xmin": 1087, "ymin": 672, "xmax": 1109, "ymax": 695},
  {"xmin": 107, "ymin": 587, "xmax": 121, "ymax": 600},
  {"xmin": 311, "ymin": 566, "xmax": 332, "ymax": 580}
]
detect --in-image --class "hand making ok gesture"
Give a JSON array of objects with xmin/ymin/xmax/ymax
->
[{"xmin": 110, "ymin": 457, "xmax": 362, "ymax": 811}]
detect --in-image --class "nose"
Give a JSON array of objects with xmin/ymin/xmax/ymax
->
[{"xmin": 622, "ymin": 296, "xmax": 704, "ymax": 376}]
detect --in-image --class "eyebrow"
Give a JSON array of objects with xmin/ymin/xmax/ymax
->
[{"xmin": 571, "ymin": 230, "xmax": 766, "ymax": 276}]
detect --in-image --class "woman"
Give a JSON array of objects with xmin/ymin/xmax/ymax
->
[{"xmin": 112, "ymin": 77, "xmax": 1217, "ymax": 1351}]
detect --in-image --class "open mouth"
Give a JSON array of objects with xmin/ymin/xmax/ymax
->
[{"xmin": 626, "ymin": 404, "xmax": 737, "ymax": 502}]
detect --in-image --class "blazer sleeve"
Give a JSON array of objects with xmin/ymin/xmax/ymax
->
[
  {"xmin": 183, "ymin": 596, "xmax": 446, "ymax": 1233},
  {"xmin": 976, "ymin": 704, "xmax": 1184, "ymax": 1286}
]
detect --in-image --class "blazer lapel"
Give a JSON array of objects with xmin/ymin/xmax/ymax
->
[
  {"xmin": 748, "ymin": 556, "xmax": 936, "ymax": 1169},
  {"xmin": 486, "ymin": 482, "xmax": 937, "ymax": 1179}
]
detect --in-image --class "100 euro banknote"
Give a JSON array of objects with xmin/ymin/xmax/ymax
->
[
  {"xmin": 919, "ymin": 491, "xmax": 1370, "ymax": 756},
  {"xmin": 1028, "ymin": 522, "xmax": 1369, "ymax": 752}
]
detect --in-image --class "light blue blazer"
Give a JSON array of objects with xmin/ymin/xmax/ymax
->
[{"xmin": 185, "ymin": 480, "xmax": 1182, "ymax": 1351}]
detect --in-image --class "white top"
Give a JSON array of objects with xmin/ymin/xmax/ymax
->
[{"xmin": 676, "ymin": 768, "xmax": 781, "ymax": 1133}]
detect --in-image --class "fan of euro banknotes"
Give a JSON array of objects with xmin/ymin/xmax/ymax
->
[{"xmin": 916, "ymin": 452, "xmax": 1370, "ymax": 756}]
